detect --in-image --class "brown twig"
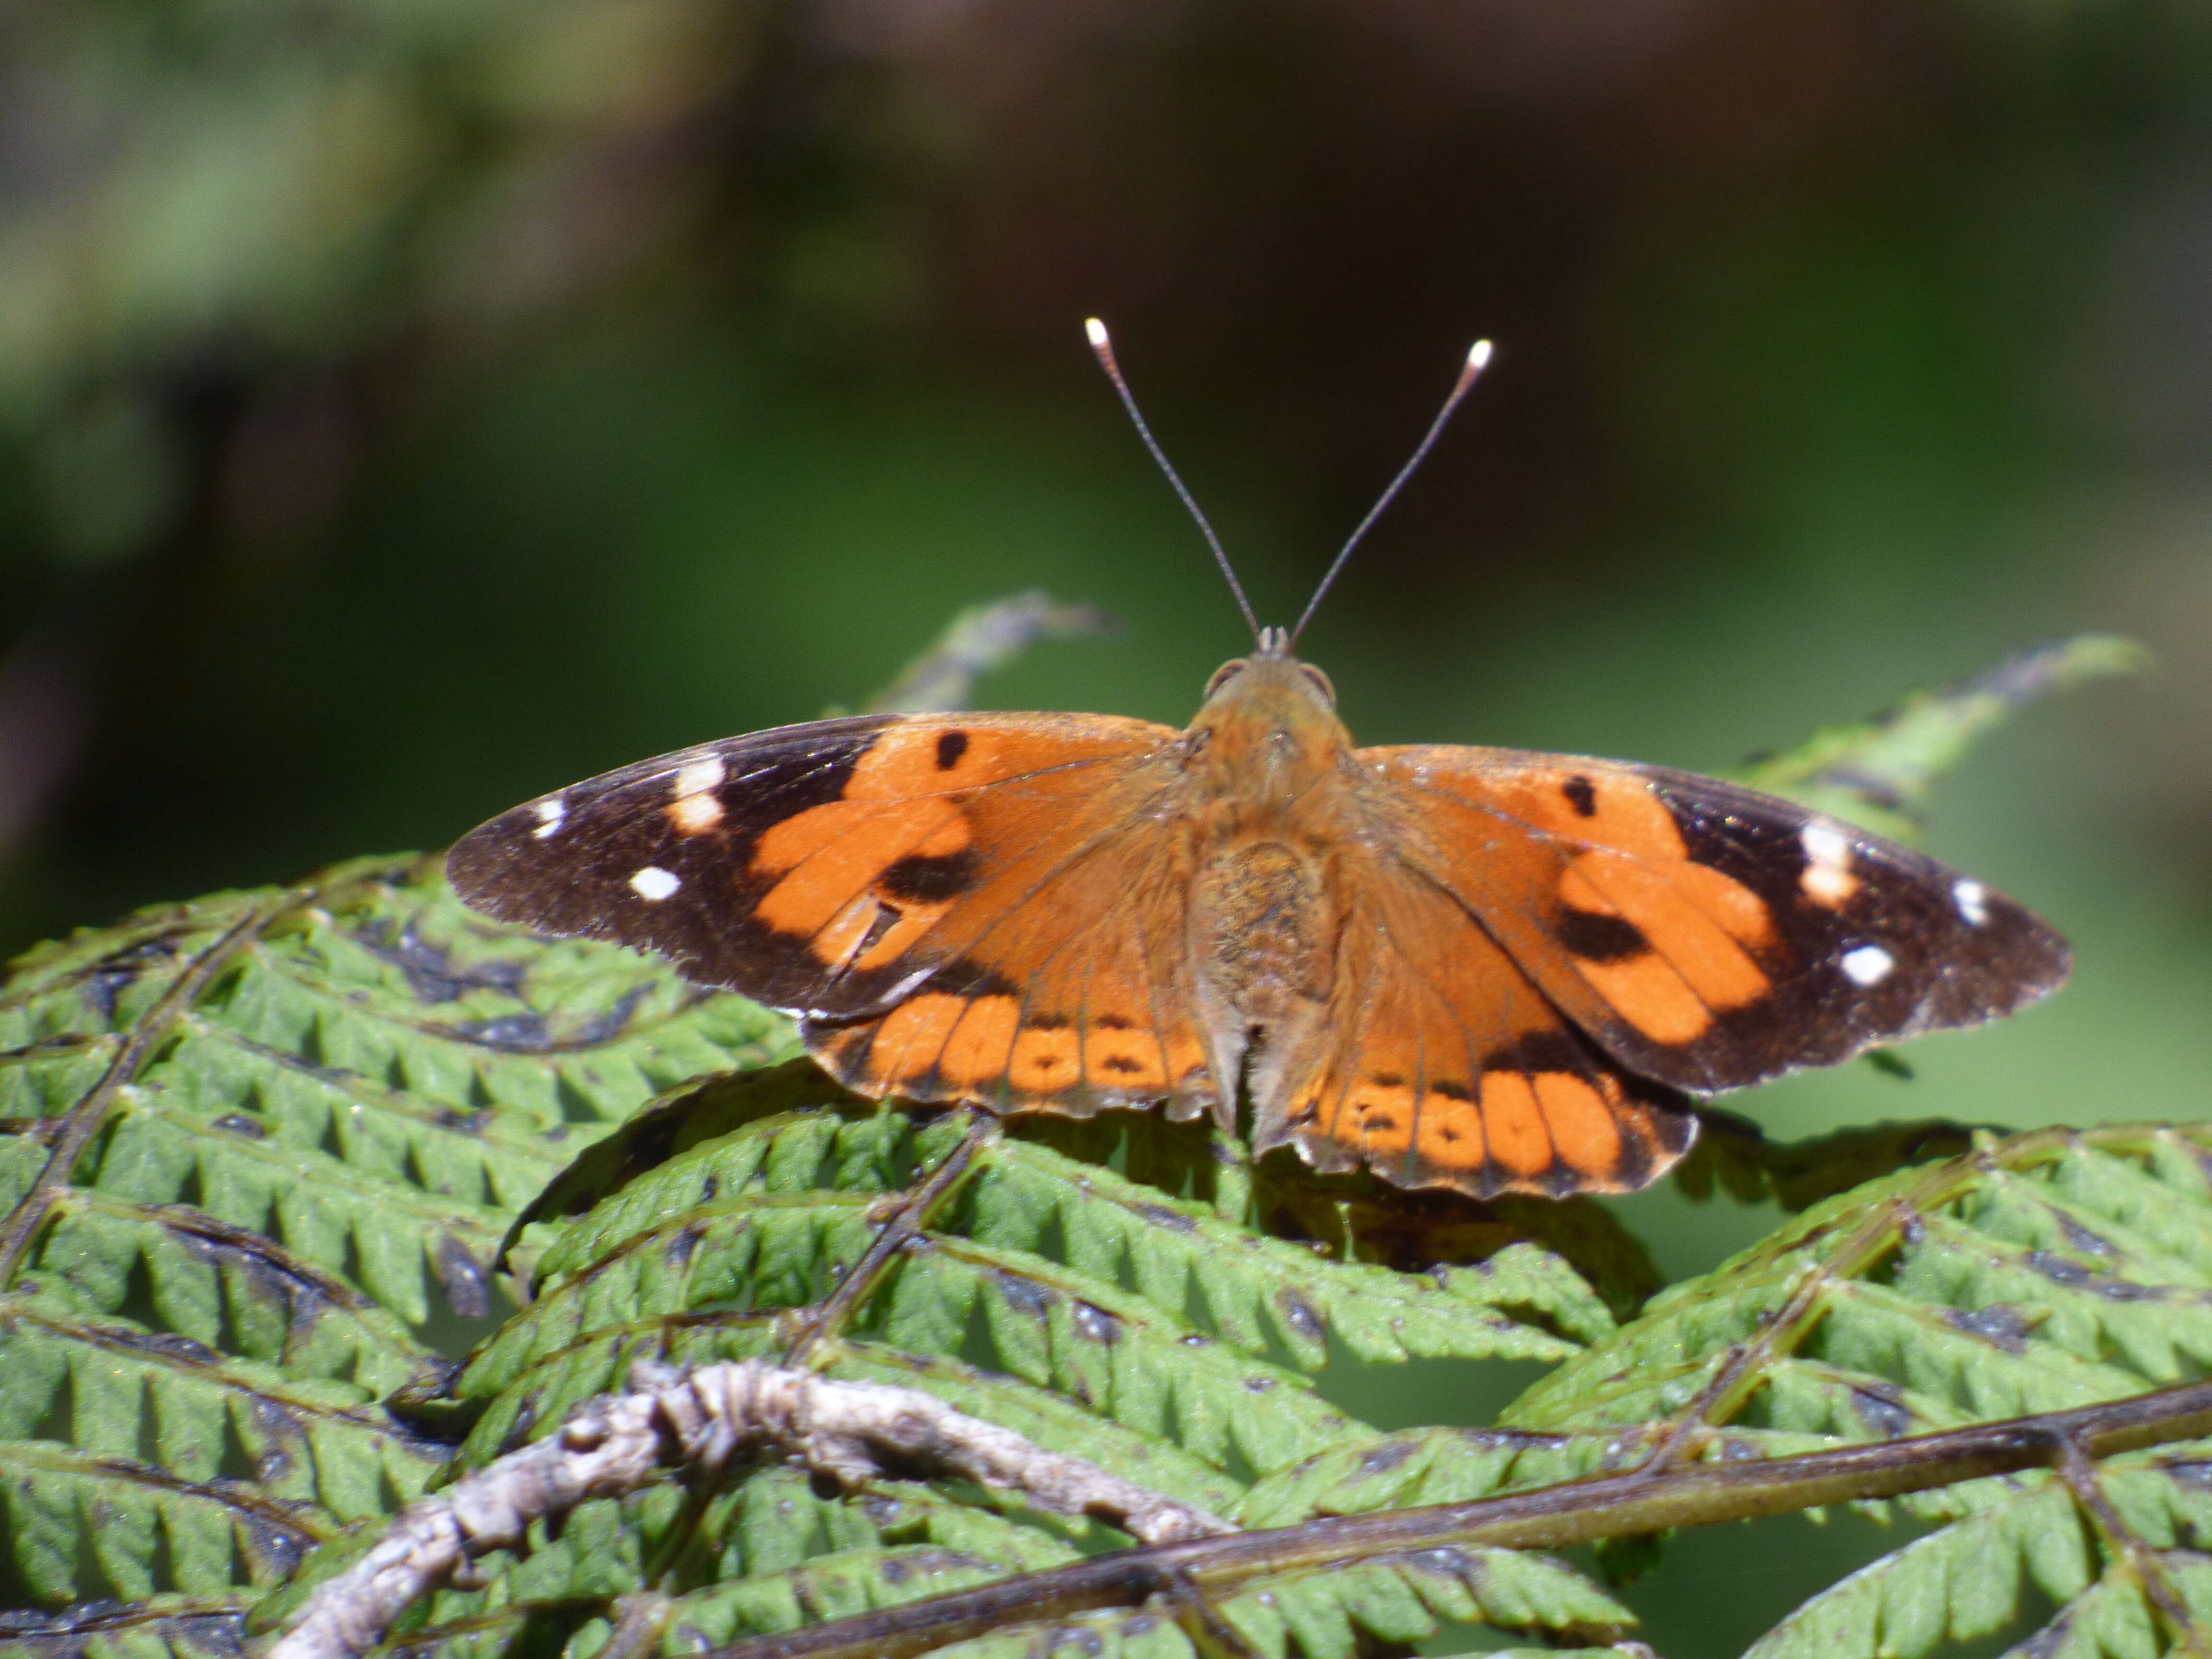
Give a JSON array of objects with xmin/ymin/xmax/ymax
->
[
  {"xmin": 260, "ymin": 1359, "xmax": 1233, "ymax": 1659},
  {"xmin": 694, "ymin": 1378, "xmax": 2212, "ymax": 1659}
]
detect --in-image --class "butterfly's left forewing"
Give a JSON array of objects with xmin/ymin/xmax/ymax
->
[
  {"xmin": 1357, "ymin": 745, "xmax": 2070, "ymax": 1097},
  {"xmin": 446, "ymin": 709, "xmax": 1218, "ymax": 1118}
]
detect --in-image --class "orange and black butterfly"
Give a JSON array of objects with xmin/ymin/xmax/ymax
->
[{"xmin": 447, "ymin": 324, "xmax": 2068, "ymax": 1200}]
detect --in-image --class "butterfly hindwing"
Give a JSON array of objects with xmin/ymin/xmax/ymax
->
[
  {"xmin": 1257, "ymin": 850, "xmax": 1696, "ymax": 1199},
  {"xmin": 1358, "ymin": 745, "xmax": 2070, "ymax": 1096},
  {"xmin": 805, "ymin": 824, "xmax": 1216, "ymax": 1119},
  {"xmin": 446, "ymin": 709, "xmax": 1217, "ymax": 1116}
]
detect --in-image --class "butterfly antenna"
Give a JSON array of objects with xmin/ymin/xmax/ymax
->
[
  {"xmin": 1288, "ymin": 338, "xmax": 1494, "ymax": 650},
  {"xmin": 1085, "ymin": 318, "xmax": 1263, "ymax": 647}
]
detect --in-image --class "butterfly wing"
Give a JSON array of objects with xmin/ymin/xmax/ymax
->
[
  {"xmin": 1354, "ymin": 746, "xmax": 2070, "ymax": 1096},
  {"xmin": 446, "ymin": 710, "xmax": 1217, "ymax": 1117},
  {"xmin": 1254, "ymin": 850, "xmax": 1697, "ymax": 1198}
]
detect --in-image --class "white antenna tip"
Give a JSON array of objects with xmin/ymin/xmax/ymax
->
[
  {"xmin": 1084, "ymin": 318, "xmax": 1110, "ymax": 349},
  {"xmin": 1468, "ymin": 339, "xmax": 1494, "ymax": 370}
]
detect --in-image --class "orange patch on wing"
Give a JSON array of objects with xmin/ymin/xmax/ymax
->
[
  {"xmin": 1573, "ymin": 951, "xmax": 1712, "ymax": 1044},
  {"xmin": 752, "ymin": 800, "xmax": 850, "ymax": 877},
  {"xmin": 1500, "ymin": 771, "xmax": 1688, "ymax": 861},
  {"xmin": 909, "ymin": 812, "xmax": 973, "ymax": 858},
  {"xmin": 846, "ymin": 724, "xmax": 996, "ymax": 799},
  {"xmin": 1673, "ymin": 862, "xmax": 1778, "ymax": 948},
  {"xmin": 1082, "ymin": 1024, "xmax": 1167, "ymax": 1090},
  {"xmin": 753, "ymin": 800, "xmax": 963, "ymax": 936},
  {"xmin": 810, "ymin": 895, "xmax": 881, "ymax": 971},
  {"xmin": 1582, "ymin": 777, "xmax": 1688, "ymax": 860},
  {"xmin": 860, "ymin": 994, "xmax": 971, "ymax": 1088},
  {"xmin": 1569, "ymin": 854, "xmax": 1770, "ymax": 1010},
  {"xmin": 1010, "ymin": 1024, "xmax": 1082, "ymax": 1094},
  {"xmin": 938, "ymin": 996, "xmax": 1022, "ymax": 1087},
  {"xmin": 1532, "ymin": 1071, "xmax": 1623, "ymax": 1178},
  {"xmin": 1163, "ymin": 1027, "xmax": 1210, "ymax": 1086},
  {"xmin": 1413, "ymin": 1089, "xmax": 1487, "ymax": 1169},
  {"xmin": 752, "ymin": 802, "xmax": 894, "ymax": 889},
  {"xmin": 1351, "ymin": 1079, "xmax": 1417, "ymax": 1157},
  {"xmin": 1477, "ymin": 1072, "xmax": 1554, "ymax": 1175},
  {"xmin": 850, "ymin": 900, "xmax": 953, "ymax": 972},
  {"xmin": 864, "ymin": 992, "xmax": 1023, "ymax": 1091},
  {"xmin": 755, "ymin": 825, "xmax": 889, "ymax": 933},
  {"xmin": 1558, "ymin": 866, "xmax": 1617, "ymax": 916}
]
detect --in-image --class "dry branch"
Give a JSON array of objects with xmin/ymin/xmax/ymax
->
[
  {"xmin": 697, "ymin": 1377, "xmax": 2212, "ymax": 1659},
  {"xmin": 261, "ymin": 1360, "xmax": 1233, "ymax": 1659}
]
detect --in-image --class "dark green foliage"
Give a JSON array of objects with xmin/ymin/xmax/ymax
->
[
  {"xmin": 0, "ymin": 855, "xmax": 789, "ymax": 1617},
  {"xmin": 3, "ymin": 642, "xmax": 2203, "ymax": 1659}
]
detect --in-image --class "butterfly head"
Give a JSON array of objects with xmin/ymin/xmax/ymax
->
[
  {"xmin": 1203, "ymin": 627, "xmax": 1334, "ymax": 703},
  {"xmin": 1191, "ymin": 638, "xmax": 1346, "ymax": 779}
]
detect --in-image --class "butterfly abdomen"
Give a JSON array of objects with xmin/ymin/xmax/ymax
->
[{"xmin": 1188, "ymin": 836, "xmax": 1340, "ymax": 1113}]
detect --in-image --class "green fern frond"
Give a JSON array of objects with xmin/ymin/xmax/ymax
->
[
  {"xmin": 0, "ymin": 1440, "xmax": 336, "ymax": 1606},
  {"xmin": 2, "ymin": 637, "xmax": 2192, "ymax": 1659},
  {"xmin": 1508, "ymin": 1124, "xmax": 2212, "ymax": 1443},
  {"xmin": 0, "ymin": 856, "xmax": 792, "ymax": 1615},
  {"xmin": 0, "ymin": 1298, "xmax": 443, "ymax": 1510},
  {"xmin": 0, "ymin": 856, "xmax": 790, "ymax": 1329}
]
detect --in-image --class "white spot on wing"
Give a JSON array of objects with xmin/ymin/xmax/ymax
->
[
  {"xmin": 668, "ymin": 793, "xmax": 723, "ymax": 834},
  {"xmin": 674, "ymin": 755, "xmax": 725, "ymax": 798},
  {"xmin": 1841, "ymin": 944, "xmax": 1895, "ymax": 986},
  {"xmin": 1799, "ymin": 821, "xmax": 1858, "ymax": 906},
  {"xmin": 1954, "ymin": 878, "xmax": 1988, "ymax": 926},
  {"xmin": 630, "ymin": 866, "xmax": 681, "ymax": 901},
  {"xmin": 532, "ymin": 798, "xmax": 566, "ymax": 839},
  {"xmin": 666, "ymin": 754, "xmax": 728, "ymax": 834}
]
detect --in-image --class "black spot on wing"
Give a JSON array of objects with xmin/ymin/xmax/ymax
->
[
  {"xmin": 924, "ymin": 957, "xmax": 1025, "ymax": 1000},
  {"xmin": 878, "ymin": 849, "xmax": 979, "ymax": 903},
  {"xmin": 1478, "ymin": 1027, "xmax": 1591, "ymax": 1078},
  {"xmin": 1554, "ymin": 907, "xmax": 1646, "ymax": 962},
  {"xmin": 936, "ymin": 731, "xmax": 970, "ymax": 770},
  {"xmin": 1563, "ymin": 775, "xmax": 1598, "ymax": 817}
]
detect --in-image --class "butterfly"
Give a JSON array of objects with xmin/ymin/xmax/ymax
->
[{"xmin": 445, "ymin": 323, "xmax": 2069, "ymax": 1200}]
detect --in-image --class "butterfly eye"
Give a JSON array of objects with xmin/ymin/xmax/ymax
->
[
  {"xmin": 1205, "ymin": 660, "xmax": 1249, "ymax": 698},
  {"xmin": 1298, "ymin": 664, "xmax": 1336, "ymax": 706}
]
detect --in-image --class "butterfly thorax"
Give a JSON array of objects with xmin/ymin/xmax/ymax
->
[{"xmin": 1180, "ymin": 652, "xmax": 1358, "ymax": 1121}]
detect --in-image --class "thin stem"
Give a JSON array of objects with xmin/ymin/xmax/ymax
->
[{"xmin": 780, "ymin": 1110, "xmax": 990, "ymax": 1365}]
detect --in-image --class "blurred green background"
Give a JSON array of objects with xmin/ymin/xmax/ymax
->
[{"xmin": 2, "ymin": 1, "xmax": 2209, "ymax": 1650}]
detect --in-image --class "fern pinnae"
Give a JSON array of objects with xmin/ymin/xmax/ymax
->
[{"xmin": 8, "ymin": 642, "xmax": 2204, "ymax": 1659}]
